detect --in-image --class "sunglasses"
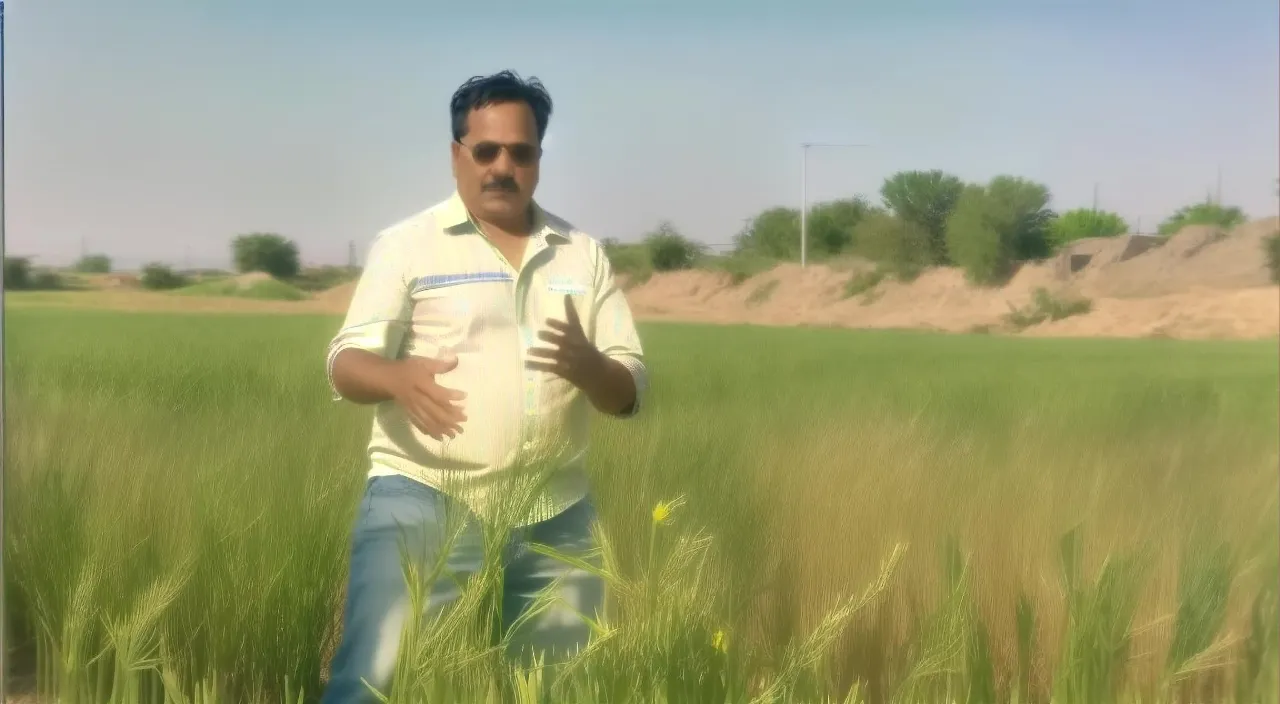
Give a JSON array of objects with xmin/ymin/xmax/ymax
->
[{"xmin": 456, "ymin": 139, "xmax": 541, "ymax": 167}]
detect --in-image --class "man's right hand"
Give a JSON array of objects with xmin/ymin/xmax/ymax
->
[
  {"xmin": 330, "ymin": 348, "xmax": 467, "ymax": 440},
  {"xmin": 389, "ymin": 354, "xmax": 467, "ymax": 441}
]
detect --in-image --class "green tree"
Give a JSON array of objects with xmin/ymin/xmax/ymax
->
[
  {"xmin": 806, "ymin": 197, "xmax": 874, "ymax": 258},
  {"xmin": 946, "ymin": 185, "xmax": 1011, "ymax": 285},
  {"xmin": 985, "ymin": 175, "xmax": 1056, "ymax": 260},
  {"xmin": 734, "ymin": 207, "xmax": 800, "ymax": 259},
  {"xmin": 4, "ymin": 257, "xmax": 31, "ymax": 289},
  {"xmin": 1157, "ymin": 200, "xmax": 1247, "ymax": 235},
  {"xmin": 880, "ymin": 170, "xmax": 965, "ymax": 264},
  {"xmin": 4, "ymin": 257, "xmax": 31, "ymax": 290},
  {"xmin": 853, "ymin": 211, "xmax": 931, "ymax": 280},
  {"xmin": 643, "ymin": 222, "xmax": 705, "ymax": 272},
  {"xmin": 139, "ymin": 263, "xmax": 188, "ymax": 290},
  {"xmin": 1050, "ymin": 208, "xmax": 1129, "ymax": 246},
  {"xmin": 944, "ymin": 176, "xmax": 1055, "ymax": 285},
  {"xmin": 73, "ymin": 254, "xmax": 112, "ymax": 273},
  {"xmin": 232, "ymin": 233, "xmax": 300, "ymax": 279}
]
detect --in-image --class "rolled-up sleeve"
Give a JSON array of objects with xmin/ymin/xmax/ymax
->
[
  {"xmin": 590, "ymin": 243, "xmax": 648, "ymax": 418},
  {"xmin": 326, "ymin": 230, "xmax": 413, "ymax": 400}
]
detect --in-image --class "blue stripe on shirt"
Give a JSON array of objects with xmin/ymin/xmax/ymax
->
[{"xmin": 411, "ymin": 271, "xmax": 513, "ymax": 293}]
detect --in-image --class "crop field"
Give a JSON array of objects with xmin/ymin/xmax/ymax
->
[{"xmin": 4, "ymin": 307, "xmax": 1279, "ymax": 703}]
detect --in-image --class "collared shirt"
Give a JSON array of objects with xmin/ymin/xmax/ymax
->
[{"xmin": 326, "ymin": 192, "xmax": 647, "ymax": 525}]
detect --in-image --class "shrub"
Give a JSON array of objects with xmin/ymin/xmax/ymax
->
[
  {"xmin": 1050, "ymin": 209, "xmax": 1128, "ymax": 247},
  {"xmin": 945, "ymin": 185, "xmax": 1010, "ymax": 285},
  {"xmin": 717, "ymin": 252, "xmax": 777, "ymax": 286},
  {"xmin": 2, "ymin": 258, "xmax": 61, "ymax": 290},
  {"xmin": 745, "ymin": 279, "xmax": 779, "ymax": 306},
  {"xmin": 1157, "ymin": 201, "xmax": 1246, "ymax": 235},
  {"xmin": 643, "ymin": 222, "xmax": 705, "ymax": 272},
  {"xmin": 232, "ymin": 233, "xmax": 300, "ymax": 279},
  {"xmin": 1004, "ymin": 288, "xmax": 1093, "ymax": 329},
  {"xmin": 987, "ymin": 175, "xmax": 1056, "ymax": 260},
  {"xmin": 139, "ymin": 263, "xmax": 189, "ymax": 291},
  {"xmin": 4, "ymin": 256, "xmax": 31, "ymax": 290},
  {"xmin": 1266, "ymin": 232, "xmax": 1280, "ymax": 285},
  {"xmin": 734, "ymin": 207, "xmax": 800, "ymax": 260},
  {"xmin": 73, "ymin": 254, "xmax": 112, "ymax": 273},
  {"xmin": 842, "ymin": 268, "xmax": 885, "ymax": 299},
  {"xmin": 854, "ymin": 211, "xmax": 931, "ymax": 280},
  {"xmin": 946, "ymin": 177, "xmax": 1055, "ymax": 285},
  {"xmin": 603, "ymin": 239, "xmax": 654, "ymax": 284},
  {"xmin": 292, "ymin": 265, "xmax": 359, "ymax": 292},
  {"xmin": 807, "ymin": 197, "xmax": 875, "ymax": 258},
  {"xmin": 30, "ymin": 270, "xmax": 64, "ymax": 290}
]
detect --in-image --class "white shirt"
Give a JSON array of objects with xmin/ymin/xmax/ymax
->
[{"xmin": 326, "ymin": 192, "xmax": 647, "ymax": 524}]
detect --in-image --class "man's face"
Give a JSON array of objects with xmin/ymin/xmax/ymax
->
[{"xmin": 451, "ymin": 101, "xmax": 541, "ymax": 227}]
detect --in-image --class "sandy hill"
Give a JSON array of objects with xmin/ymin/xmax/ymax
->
[
  {"xmin": 621, "ymin": 217, "xmax": 1279, "ymax": 340},
  {"xmin": 76, "ymin": 217, "xmax": 1268, "ymax": 340}
]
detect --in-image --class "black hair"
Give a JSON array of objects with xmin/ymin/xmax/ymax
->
[{"xmin": 450, "ymin": 71, "xmax": 553, "ymax": 143}]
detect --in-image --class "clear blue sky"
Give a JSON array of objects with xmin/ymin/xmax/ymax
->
[{"xmin": 4, "ymin": 0, "xmax": 1278, "ymax": 270}]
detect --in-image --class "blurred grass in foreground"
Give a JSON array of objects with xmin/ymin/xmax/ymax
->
[{"xmin": 4, "ymin": 309, "xmax": 1277, "ymax": 703}]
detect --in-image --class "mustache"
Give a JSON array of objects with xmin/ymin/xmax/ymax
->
[{"xmin": 482, "ymin": 178, "xmax": 519, "ymax": 193}]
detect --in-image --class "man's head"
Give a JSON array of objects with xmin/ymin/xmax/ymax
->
[{"xmin": 449, "ymin": 71, "xmax": 553, "ymax": 229}]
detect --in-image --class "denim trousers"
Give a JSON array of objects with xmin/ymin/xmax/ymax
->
[{"xmin": 320, "ymin": 474, "xmax": 603, "ymax": 703}]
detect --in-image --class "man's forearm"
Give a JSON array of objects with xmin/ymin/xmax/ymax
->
[
  {"xmin": 331, "ymin": 348, "xmax": 403, "ymax": 404},
  {"xmin": 583, "ymin": 354, "xmax": 639, "ymax": 416}
]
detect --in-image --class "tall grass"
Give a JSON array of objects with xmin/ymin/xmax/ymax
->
[{"xmin": 4, "ymin": 310, "xmax": 1278, "ymax": 703}]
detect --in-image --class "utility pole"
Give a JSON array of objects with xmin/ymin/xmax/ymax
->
[
  {"xmin": 1215, "ymin": 166, "xmax": 1222, "ymax": 204},
  {"xmin": 1091, "ymin": 183, "xmax": 1099, "ymax": 211},
  {"xmin": 800, "ymin": 142, "xmax": 869, "ymax": 268},
  {"xmin": 348, "ymin": 240, "xmax": 356, "ymax": 269}
]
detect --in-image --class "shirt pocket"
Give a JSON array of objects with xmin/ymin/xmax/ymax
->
[
  {"xmin": 406, "ymin": 271, "xmax": 516, "ymax": 354},
  {"xmin": 542, "ymin": 274, "xmax": 592, "ymax": 331}
]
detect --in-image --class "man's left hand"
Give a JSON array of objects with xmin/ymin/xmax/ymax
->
[{"xmin": 526, "ymin": 294, "xmax": 607, "ymax": 390}]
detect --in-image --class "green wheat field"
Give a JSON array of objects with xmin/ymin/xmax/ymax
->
[{"xmin": 4, "ymin": 307, "xmax": 1278, "ymax": 703}]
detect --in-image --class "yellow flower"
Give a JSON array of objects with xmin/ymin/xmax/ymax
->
[
  {"xmin": 652, "ymin": 502, "xmax": 672, "ymax": 524},
  {"xmin": 651, "ymin": 496, "xmax": 685, "ymax": 525},
  {"xmin": 712, "ymin": 629, "xmax": 727, "ymax": 653}
]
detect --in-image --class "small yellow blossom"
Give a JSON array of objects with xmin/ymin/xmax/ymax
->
[
  {"xmin": 652, "ymin": 502, "xmax": 672, "ymax": 524},
  {"xmin": 651, "ymin": 496, "xmax": 685, "ymax": 525},
  {"xmin": 712, "ymin": 629, "xmax": 728, "ymax": 653}
]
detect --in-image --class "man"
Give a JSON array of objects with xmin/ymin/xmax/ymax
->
[{"xmin": 320, "ymin": 71, "xmax": 647, "ymax": 702}]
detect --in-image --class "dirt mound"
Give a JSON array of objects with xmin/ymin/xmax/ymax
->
[
  {"xmin": 231, "ymin": 271, "xmax": 275, "ymax": 289},
  {"xmin": 1026, "ymin": 287, "xmax": 1279, "ymax": 340},
  {"xmin": 1073, "ymin": 217, "xmax": 1277, "ymax": 298},
  {"xmin": 627, "ymin": 264, "xmax": 859, "ymax": 324},
  {"xmin": 173, "ymin": 217, "xmax": 1278, "ymax": 340},
  {"xmin": 91, "ymin": 273, "xmax": 140, "ymax": 289},
  {"xmin": 1055, "ymin": 234, "xmax": 1164, "ymax": 279},
  {"xmin": 315, "ymin": 281, "xmax": 357, "ymax": 311},
  {"xmin": 622, "ymin": 217, "xmax": 1279, "ymax": 339}
]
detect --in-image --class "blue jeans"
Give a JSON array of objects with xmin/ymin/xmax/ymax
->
[{"xmin": 321, "ymin": 475, "xmax": 603, "ymax": 704}]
